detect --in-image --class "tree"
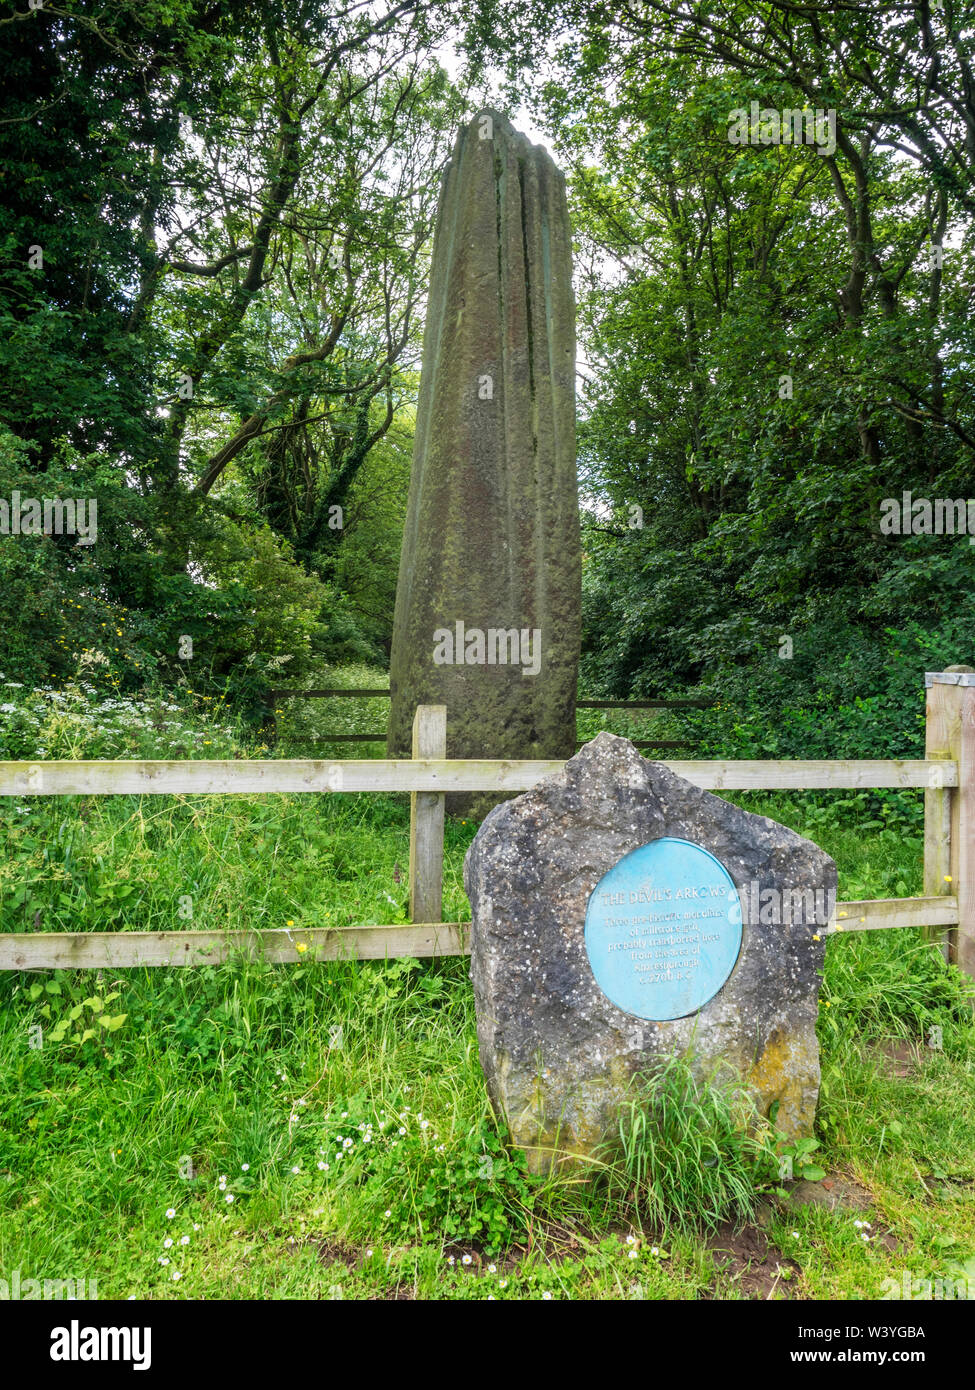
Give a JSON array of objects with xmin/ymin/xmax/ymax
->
[
  {"xmin": 466, "ymin": 2, "xmax": 975, "ymax": 713},
  {"xmin": 0, "ymin": 0, "xmax": 468, "ymax": 694}
]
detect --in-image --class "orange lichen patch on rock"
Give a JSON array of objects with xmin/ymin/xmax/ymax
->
[{"xmin": 747, "ymin": 1027, "xmax": 820, "ymax": 1138}]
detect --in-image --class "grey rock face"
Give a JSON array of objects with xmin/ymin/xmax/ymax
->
[
  {"xmin": 464, "ymin": 733, "xmax": 836, "ymax": 1173},
  {"xmin": 387, "ymin": 110, "xmax": 581, "ymax": 795}
]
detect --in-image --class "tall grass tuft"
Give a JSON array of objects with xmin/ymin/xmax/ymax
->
[{"xmin": 602, "ymin": 1053, "xmax": 772, "ymax": 1234}]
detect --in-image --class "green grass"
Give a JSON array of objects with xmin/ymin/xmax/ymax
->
[
  {"xmin": 1, "ymin": 688, "xmax": 974, "ymax": 1300},
  {"xmin": 271, "ymin": 661, "xmax": 391, "ymax": 759},
  {"xmin": 0, "ymin": 788, "xmax": 477, "ymax": 936},
  {"xmin": 603, "ymin": 1054, "xmax": 774, "ymax": 1235}
]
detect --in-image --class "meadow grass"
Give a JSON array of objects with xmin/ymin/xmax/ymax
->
[{"xmin": 0, "ymin": 682, "xmax": 973, "ymax": 1300}]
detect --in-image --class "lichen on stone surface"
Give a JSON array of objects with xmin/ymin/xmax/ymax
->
[
  {"xmin": 387, "ymin": 111, "xmax": 581, "ymax": 815},
  {"xmin": 465, "ymin": 733, "xmax": 836, "ymax": 1174}
]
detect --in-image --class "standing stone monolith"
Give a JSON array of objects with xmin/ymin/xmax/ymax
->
[
  {"xmin": 464, "ymin": 733, "xmax": 837, "ymax": 1175},
  {"xmin": 387, "ymin": 110, "xmax": 581, "ymax": 791}
]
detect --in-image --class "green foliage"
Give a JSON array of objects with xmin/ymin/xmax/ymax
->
[
  {"xmin": 354, "ymin": 1109, "xmax": 534, "ymax": 1255},
  {"xmin": 0, "ymin": 422, "xmax": 386, "ymax": 717},
  {"xmin": 821, "ymin": 932, "xmax": 975, "ymax": 1051},
  {"xmin": 0, "ymin": 6, "xmax": 465, "ymax": 718},
  {"xmin": 327, "ymin": 413, "xmax": 415, "ymax": 656},
  {"xmin": 765, "ymin": 1114, "xmax": 827, "ymax": 1194},
  {"xmin": 0, "ymin": 678, "xmax": 241, "ymax": 761},
  {"xmin": 602, "ymin": 1054, "xmax": 772, "ymax": 1233},
  {"xmin": 1, "ymin": 693, "xmax": 974, "ymax": 1297},
  {"xmin": 507, "ymin": 22, "xmax": 975, "ymax": 729},
  {"xmin": 677, "ymin": 611, "xmax": 975, "ymax": 764},
  {"xmin": 273, "ymin": 662, "xmax": 391, "ymax": 756},
  {"xmin": 0, "ymin": 429, "xmax": 156, "ymax": 689},
  {"xmin": 28, "ymin": 973, "xmax": 128, "ymax": 1065}
]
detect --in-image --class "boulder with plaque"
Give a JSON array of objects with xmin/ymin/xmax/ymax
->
[{"xmin": 464, "ymin": 732, "xmax": 836, "ymax": 1173}]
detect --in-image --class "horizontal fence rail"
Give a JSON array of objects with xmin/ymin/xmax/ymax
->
[
  {"xmin": 271, "ymin": 688, "xmax": 393, "ymax": 698},
  {"xmin": 266, "ymin": 689, "xmax": 715, "ymax": 749},
  {"xmin": 269, "ymin": 690, "xmax": 716, "ymax": 708},
  {"xmin": 0, "ymin": 899, "xmax": 960, "ymax": 971},
  {"xmin": 0, "ymin": 758, "xmax": 955, "ymax": 797},
  {"xmin": 286, "ymin": 736, "xmax": 702, "ymax": 748},
  {"xmin": 0, "ymin": 923, "xmax": 474, "ymax": 970},
  {"xmin": 2, "ymin": 672, "xmax": 972, "ymax": 980}
]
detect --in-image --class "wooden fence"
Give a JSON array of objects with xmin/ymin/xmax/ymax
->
[
  {"xmin": 265, "ymin": 688, "xmax": 713, "ymax": 751},
  {"xmin": 0, "ymin": 671, "xmax": 972, "ymax": 981}
]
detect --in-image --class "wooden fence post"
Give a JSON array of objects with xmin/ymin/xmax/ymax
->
[
  {"xmin": 924, "ymin": 667, "xmax": 975, "ymax": 978},
  {"xmin": 409, "ymin": 705, "xmax": 446, "ymax": 924}
]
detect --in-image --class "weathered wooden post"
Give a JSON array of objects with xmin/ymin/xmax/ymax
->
[
  {"xmin": 409, "ymin": 705, "xmax": 446, "ymax": 924},
  {"xmin": 924, "ymin": 667, "xmax": 975, "ymax": 979}
]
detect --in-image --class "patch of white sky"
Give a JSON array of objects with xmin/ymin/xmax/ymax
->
[{"xmin": 429, "ymin": 30, "xmax": 551, "ymax": 148}]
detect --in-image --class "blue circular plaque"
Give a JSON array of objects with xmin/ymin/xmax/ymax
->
[{"xmin": 584, "ymin": 838, "xmax": 743, "ymax": 1022}]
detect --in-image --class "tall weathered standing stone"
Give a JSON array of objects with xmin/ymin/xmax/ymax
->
[{"xmin": 388, "ymin": 110, "xmax": 581, "ymax": 780}]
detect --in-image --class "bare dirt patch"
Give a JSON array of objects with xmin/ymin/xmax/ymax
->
[
  {"xmin": 307, "ymin": 1236, "xmax": 361, "ymax": 1271},
  {"xmin": 705, "ymin": 1221, "xmax": 801, "ymax": 1299},
  {"xmin": 876, "ymin": 1039, "xmax": 920, "ymax": 1079}
]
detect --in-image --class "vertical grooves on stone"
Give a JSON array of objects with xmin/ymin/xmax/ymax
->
[
  {"xmin": 388, "ymin": 110, "xmax": 580, "ymax": 774},
  {"xmin": 545, "ymin": 170, "xmax": 565, "ymax": 729},
  {"xmin": 517, "ymin": 156, "xmax": 536, "ymax": 411},
  {"xmin": 494, "ymin": 150, "xmax": 503, "ymax": 308},
  {"xmin": 496, "ymin": 145, "xmax": 514, "ymax": 630},
  {"xmin": 516, "ymin": 148, "xmax": 541, "ymax": 746},
  {"xmin": 389, "ymin": 139, "xmax": 454, "ymax": 673},
  {"xmin": 528, "ymin": 156, "xmax": 544, "ymax": 742}
]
